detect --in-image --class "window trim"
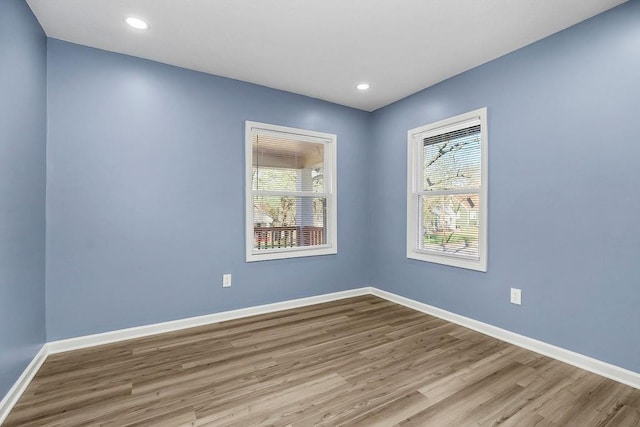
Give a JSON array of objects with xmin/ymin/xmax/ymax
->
[
  {"xmin": 406, "ymin": 108, "xmax": 488, "ymax": 272},
  {"xmin": 245, "ymin": 121, "xmax": 337, "ymax": 262}
]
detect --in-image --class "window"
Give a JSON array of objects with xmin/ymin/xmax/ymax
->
[
  {"xmin": 245, "ymin": 121, "xmax": 337, "ymax": 262},
  {"xmin": 406, "ymin": 108, "xmax": 488, "ymax": 271}
]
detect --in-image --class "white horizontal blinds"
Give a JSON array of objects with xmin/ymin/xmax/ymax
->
[
  {"xmin": 419, "ymin": 194, "xmax": 480, "ymax": 258},
  {"xmin": 252, "ymin": 132, "xmax": 325, "ymax": 192},
  {"xmin": 251, "ymin": 130, "xmax": 327, "ymax": 251},
  {"xmin": 422, "ymin": 124, "xmax": 481, "ymax": 191},
  {"xmin": 418, "ymin": 121, "xmax": 482, "ymax": 259}
]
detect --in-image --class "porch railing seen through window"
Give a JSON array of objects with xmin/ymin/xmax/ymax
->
[{"xmin": 254, "ymin": 226, "xmax": 324, "ymax": 250}]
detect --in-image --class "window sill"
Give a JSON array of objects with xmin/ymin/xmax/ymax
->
[
  {"xmin": 407, "ymin": 250, "xmax": 487, "ymax": 272},
  {"xmin": 247, "ymin": 245, "xmax": 337, "ymax": 262}
]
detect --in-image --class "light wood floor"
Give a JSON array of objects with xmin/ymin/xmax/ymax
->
[{"xmin": 5, "ymin": 296, "xmax": 640, "ymax": 426}]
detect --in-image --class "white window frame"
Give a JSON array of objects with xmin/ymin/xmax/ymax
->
[
  {"xmin": 245, "ymin": 121, "xmax": 337, "ymax": 262},
  {"xmin": 406, "ymin": 108, "xmax": 488, "ymax": 272}
]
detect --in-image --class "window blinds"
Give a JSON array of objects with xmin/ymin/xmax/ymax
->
[
  {"xmin": 251, "ymin": 131, "xmax": 327, "ymax": 250},
  {"xmin": 419, "ymin": 123, "xmax": 482, "ymax": 259}
]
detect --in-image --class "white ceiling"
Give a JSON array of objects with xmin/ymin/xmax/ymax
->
[{"xmin": 27, "ymin": 0, "xmax": 627, "ymax": 112}]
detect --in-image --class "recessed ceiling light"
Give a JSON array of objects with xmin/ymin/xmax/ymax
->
[
  {"xmin": 125, "ymin": 16, "xmax": 149, "ymax": 30},
  {"xmin": 356, "ymin": 83, "xmax": 370, "ymax": 90}
]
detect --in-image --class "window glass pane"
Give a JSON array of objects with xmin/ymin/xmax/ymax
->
[
  {"xmin": 419, "ymin": 194, "xmax": 479, "ymax": 259},
  {"xmin": 252, "ymin": 167, "xmax": 297, "ymax": 192},
  {"xmin": 253, "ymin": 195, "xmax": 326, "ymax": 250},
  {"xmin": 423, "ymin": 126, "xmax": 481, "ymax": 191},
  {"xmin": 252, "ymin": 134, "xmax": 324, "ymax": 192}
]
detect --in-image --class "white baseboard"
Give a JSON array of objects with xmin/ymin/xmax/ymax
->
[
  {"xmin": 2, "ymin": 285, "xmax": 638, "ymax": 424},
  {"xmin": 47, "ymin": 287, "xmax": 372, "ymax": 354},
  {"xmin": 370, "ymin": 287, "xmax": 640, "ymax": 390},
  {"xmin": 0, "ymin": 344, "xmax": 48, "ymax": 425}
]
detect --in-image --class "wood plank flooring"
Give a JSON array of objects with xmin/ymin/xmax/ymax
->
[{"xmin": 5, "ymin": 295, "xmax": 640, "ymax": 426}]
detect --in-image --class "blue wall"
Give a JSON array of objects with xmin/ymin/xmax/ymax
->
[
  {"xmin": 0, "ymin": 0, "xmax": 47, "ymax": 398},
  {"xmin": 45, "ymin": 40, "xmax": 372, "ymax": 340},
  {"xmin": 371, "ymin": 0, "xmax": 640, "ymax": 372}
]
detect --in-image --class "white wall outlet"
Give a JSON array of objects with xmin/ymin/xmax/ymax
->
[
  {"xmin": 510, "ymin": 288, "xmax": 522, "ymax": 305},
  {"xmin": 223, "ymin": 274, "xmax": 232, "ymax": 288}
]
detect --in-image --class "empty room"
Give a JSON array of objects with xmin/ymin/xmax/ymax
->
[{"xmin": 1, "ymin": 0, "xmax": 639, "ymax": 425}]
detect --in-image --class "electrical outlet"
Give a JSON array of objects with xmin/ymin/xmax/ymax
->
[
  {"xmin": 223, "ymin": 274, "xmax": 232, "ymax": 288},
  {"xmin": 510, "ymin": 288, "xmax": 522, "ymax": 305}
]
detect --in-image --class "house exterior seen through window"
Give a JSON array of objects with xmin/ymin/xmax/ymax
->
[
  {"xmin": 406, "ymin": 108, "xmax": 488, "ymax": 271},
  {"xmin": 245, "ymin": 121, "xmax": 337, "ymax": 262}
]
